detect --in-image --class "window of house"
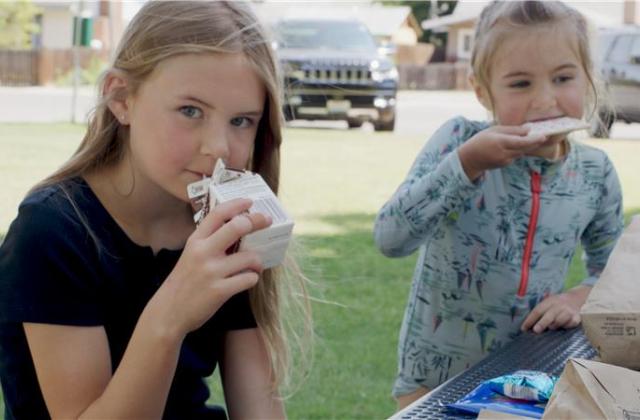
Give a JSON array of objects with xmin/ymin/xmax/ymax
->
[
  {"xmin": 608, "ymin": 34, "xmax": 633, "ymax": 63},
  {"xmin": 31, "ymin": 14, "xmax": 43, "ymax": 49},
  {"xmin": 457, "ymin": 28, "xmax": 474, "ymax": 60}
]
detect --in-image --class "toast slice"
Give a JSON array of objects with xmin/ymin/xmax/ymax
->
[{"xmin": 523, "ymin": 117, "xmax": 589, "ymax": 137}]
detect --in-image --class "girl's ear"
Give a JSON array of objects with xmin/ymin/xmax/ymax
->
[
  {"xmin": 469, "ymin": 74, "xmax": 492, "ymax": 111},
  {"xmin": 104, "ymin": 70, "xmax": 132, "ymax": 125}
]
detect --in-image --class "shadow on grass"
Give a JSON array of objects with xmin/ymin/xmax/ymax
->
[
  {"xmin": 288, "ymin": 208, "xmax": 640, "ymax": 419},
  {"xmin": 286, "ymin": 212, "xmax": 412, "ymax": 419}
]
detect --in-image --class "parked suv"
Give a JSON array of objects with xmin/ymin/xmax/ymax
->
[
  {"xmin": 273, "ymin": 18, "xmax": 398, "ymax": 131},
  {"xmin": 592, "ymin": 27, "xmax": 640, "ymax": 138}
]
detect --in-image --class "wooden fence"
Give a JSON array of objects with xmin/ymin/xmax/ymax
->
[
  {"xmin": 0, "ymin": 48, "xmax": 106, "ymax": 86},
  {"xmin": 0, "ymin": 50, "xmax": 38, "ymax": 86},
  {"xmin": 397, "ymin": 62, "xmax": 472, "ymax": 90},
  {"xmin": 0, "ymin": 49, "xmax": 472, "ymax": 91}
]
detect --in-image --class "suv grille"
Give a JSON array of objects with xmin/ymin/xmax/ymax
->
[
  {"xmin": 301, "ymin": 67, "xmax": 372, "ymax": 83},
  {"xmin": 284, "ymin": 60, "xmax": 373, "ymax": 84}
]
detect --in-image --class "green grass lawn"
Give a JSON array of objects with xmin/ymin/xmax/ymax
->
[{"xmin": 0, "ymin": 122, "xmax": 639, "ymax": 418}]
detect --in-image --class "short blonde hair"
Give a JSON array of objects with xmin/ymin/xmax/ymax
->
[{"xmin": 471, "ymin": 1, "xmax": 602, "ymax": 120}]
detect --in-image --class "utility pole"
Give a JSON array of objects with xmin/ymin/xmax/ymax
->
[{"xmin": 71, "ymin": 0, "xmax": 84, "ymax": 124}]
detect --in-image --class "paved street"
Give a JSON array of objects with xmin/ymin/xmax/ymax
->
[{"xmin": 1, "ymin": 87, "xmax": 638, "ymax": 140}]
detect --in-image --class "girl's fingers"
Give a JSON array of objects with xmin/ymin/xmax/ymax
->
[
  {"xmin": 207, "ymin": 212, "xmax": 272, "ymax": 254},
  {"xmin": 521, "ymin": 298, "xmax": 553, "ymax": 331},
  {"xmin": 491, "ymin": 125, "xmax": 531, "ymax": 136},
  {"xmin": 521, "ymin": 311, "xmax": 541, "ymax": 332},
  {"xmin": 191, "ymin": 198, "xmax": 253, "ymax": 240},
  {"xmin": 501, "ymin": 133, "xmax": 547, "ymax": 152},
  {"xmin": 216, "ymin": 270, "xmax": 260, "ymax": 298},
  {"xmin": 548, "ymin": 311, "xmax": 572, "ymax": 330},
  {"xmin": 568, "ymin": 313, "xmax": 581, "ymax": 328},
  {"xmin": 532, "ymin": 308, "xmax": 559, "ymax": 334},
  {"xmin": 213, "ymin": 250, "xmax": 263, "ymax": 279}
]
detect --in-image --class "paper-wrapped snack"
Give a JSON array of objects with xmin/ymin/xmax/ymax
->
[
  {"xmin": 187, "ymin": 160, "xmax": 294, "ymax": 269},
  {"xmin": 580, "ymin": 216, "xmax": 640, "ymax": 369},
  {"xmin": 523, "ymin": 116, "xmax": 589, "ymax": 137}
]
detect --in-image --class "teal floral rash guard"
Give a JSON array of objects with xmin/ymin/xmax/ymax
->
[{"xmin": 374, "ymin": 117, "xmax": 623, "ymax": 395}]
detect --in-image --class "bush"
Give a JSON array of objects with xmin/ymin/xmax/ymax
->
[{"xmin": 55, "ymin": 56, "xmax": 107, "ymax": 86}]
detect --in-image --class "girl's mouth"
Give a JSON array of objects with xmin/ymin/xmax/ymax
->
[{"xmin": 187, "ymin": 170, "xmax": 209, "ymax": 179}]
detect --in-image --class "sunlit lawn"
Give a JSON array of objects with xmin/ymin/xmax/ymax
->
[{"xmin": 0, "ymin": 122, "xmax": 639, "ymax": 418}]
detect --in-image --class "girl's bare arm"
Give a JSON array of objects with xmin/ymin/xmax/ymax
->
[
  {"xmin": 24, "ymin": 316, "xmax": 182, "ymax": 419},
  {"xmin": 222, "ymin": 328, "xmax": 286, "ymax": 419}
]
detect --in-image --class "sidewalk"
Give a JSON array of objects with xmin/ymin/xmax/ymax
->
[{"xmin": 0, "ymin": 86, "xmax": 97, "ymax": 123}]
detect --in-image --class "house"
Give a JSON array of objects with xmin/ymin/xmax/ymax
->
[
  {"xmin": 25, "ymin": 1, "xmax": 126, "ymax": 85},
  {"xmin": 33, "ymin": 0, "xmax": 124, "ymax": 50},
  {"xmin": 253, "ymin": 2, "xmax": 428, "ymax": 64},
  {"xmin": 421, "ymin": 0, "xmax": 640, "ymax": 63},
  {"xmin": 352, "ymin": 5, "xmax": 423, "ymax": 46},
  {"xmin": 254, "ymin": 2, "xmax": 422, "ymax": 43}
]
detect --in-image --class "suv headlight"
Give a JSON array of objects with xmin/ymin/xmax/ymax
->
[
  {"xmin": 371, "ymin": 66, "xmax": 398, "ymax": 82},
  {"xmin": 370, "ymin": 60, "xmax": 398, "ymax": 82}
]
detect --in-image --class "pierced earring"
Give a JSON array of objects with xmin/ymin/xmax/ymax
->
[{"xmin": 120, "ymin": 114, "xmax": 126, "ymax": 123}]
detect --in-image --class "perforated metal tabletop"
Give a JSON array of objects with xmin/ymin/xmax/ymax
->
[{"xmin": 392, "ymin": 328, "xmax": 596, "ymax": 419}]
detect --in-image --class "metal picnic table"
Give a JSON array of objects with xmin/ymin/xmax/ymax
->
[{"xmin": 391, "ymin": 327, "xmax": 597, "ymax": 419}]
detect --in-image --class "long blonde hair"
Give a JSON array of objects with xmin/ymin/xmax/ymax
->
[
  {"xmin": 33, "ymin": 0, "xmax": 311, "ymax": 393},
  {"xmin": 471, "ymin": 1, "xmax": 604, "ymax": 122}
]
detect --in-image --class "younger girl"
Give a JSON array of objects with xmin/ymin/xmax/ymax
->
[
  {"xmin": 374, "ymin": 0, "xmax": 623, "ymax": 409},
  {"xmin": 0, "ymin": 2, "xmax": 310, "ymax": 419}
]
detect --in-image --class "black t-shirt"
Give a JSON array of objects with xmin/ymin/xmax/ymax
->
[{"xmin": 0, "ymin": 178, "xmax": 256, "ymax": 419}]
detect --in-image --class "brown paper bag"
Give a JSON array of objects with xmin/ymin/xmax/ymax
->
[
  {"xmin": 580, "ymin": 216, "xmax": 640, "ymax": 369},
  {"xmin": 477, "ymin": 409, "xmax": 531, "ymax": 419},
  {"xmin": 542, "ymin": 358, "xmax": 640, "ymax": 419}
]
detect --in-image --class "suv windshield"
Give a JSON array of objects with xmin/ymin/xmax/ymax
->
[{"xmin": 275, "ymin": 20, "xmax": 377, "ymax": 52}]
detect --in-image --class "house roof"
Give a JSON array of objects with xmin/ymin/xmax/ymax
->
[
  {"xmin": 253, "ymin": 3, "xmax": 422, "ymax": 38},
  {"xmin": 421, "ymin": 0, "xmax": 619, "ymax": 31},
  {"xmin": 356, "ymin": 6, "xmax": 423, "ymax": 38},
  {"xmin": 421, "ymin": 1, "xmax": 484, "ymax": 31}
]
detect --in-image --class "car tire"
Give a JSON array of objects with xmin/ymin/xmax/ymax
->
[
  {"xmin": 347, "ymin": 119, "xmax": 363, "ymax": 129},
  {"xmin": 589, "ymin": 111, "xmax": 614, "ymax": 138},
  {"xmin": 283, "ymin": 106, "xmax": 296, "ymax": 122},
  {"xmin": 374, "ymin": 116, "xmax": 395, "ymax": 132}
]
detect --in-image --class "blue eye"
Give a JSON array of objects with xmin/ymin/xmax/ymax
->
[
  {"xmin": 179, "ymin": 106, "xmax": 203, "ymax": 119},
  {"xmin": 509, "ymin": 80, "xmax": 530, "ymax": 88},
  {"xmin": 554, "ymin": 75, "xmax": 574, "ymax": 84},
  {"xmin": 230, "ymin": 116, "xmax": 253, "ymax": 128}
]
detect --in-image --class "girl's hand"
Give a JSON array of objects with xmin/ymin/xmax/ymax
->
[
  {"xmin": 458, "ymin": 125, "xmax": 548, "ymax": 180},
  {"xmin": 146, "ymin": 198, "xmax": 272, "ymax": 340},
  {"xmin": 521, "ymin": 285, "xmax": 592, "ymax": 334}
]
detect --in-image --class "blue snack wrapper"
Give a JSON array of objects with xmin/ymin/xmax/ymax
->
[
  {"xmin": 447, "ymin": 371, "xmax": 557, "ymax": 418},
  {"xmin": 487, "ymin": 370, "xmax": 557, "ymax": 402}
]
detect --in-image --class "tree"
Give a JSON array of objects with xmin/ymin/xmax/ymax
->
[{"xmin": 0, "ymin": 0, "xmax": 42, "ymax": 49}]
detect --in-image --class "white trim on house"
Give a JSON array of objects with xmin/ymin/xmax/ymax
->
[{"xmin": 456, "ymin": 28, "xmax": 474, "ymax": 60}]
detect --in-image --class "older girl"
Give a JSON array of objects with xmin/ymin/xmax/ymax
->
[{"xmin": 0, "ymin": 2, "xmax": 310, "ymax": 418}]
